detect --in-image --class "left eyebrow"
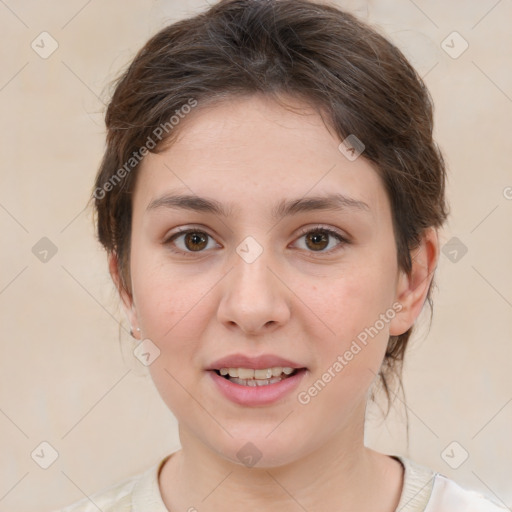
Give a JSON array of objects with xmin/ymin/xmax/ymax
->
[
  {"xmin": 272, "ymin": 193, "xmax": 370, "ymax": 220},
  {"xmin": 146, "ymin": 192, "xmax": 370, "ymax": 220}
]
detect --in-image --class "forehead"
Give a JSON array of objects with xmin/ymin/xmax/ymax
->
[{"xmin": 134, "ymin": 94, "xmax": 390, "ymax": 220}]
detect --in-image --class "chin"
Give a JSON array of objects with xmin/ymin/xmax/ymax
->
[{"xmin": 206, "ymin": 430, "xmax": 307, "ymax": 469}]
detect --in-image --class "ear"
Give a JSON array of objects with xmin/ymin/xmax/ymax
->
[
  {"xmin": 389, "ymin": 227, "xmax": 440, "ymax": 336},
  {"xmin": 108, "ymin": 252, "xmax": 140, "ymax": 339}
]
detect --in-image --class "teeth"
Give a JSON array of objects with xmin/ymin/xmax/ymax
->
[
  {"xmin": 237, "ymin": 368, "xmax": 254, "ymax": 379},
  {"xmin": 218, "ymin": 367, "xmax": 296, "ymax": 380},
  {"xmin": 228, "ymin": 376, "xmax": 284, "ymax": 386},
  {"xmin": 271, "ymin": 367, "xmax": 283, "ymax": 377},
  {"xmin": 254, "ymin": 368, "xmax": 273, "ymax": 379}
]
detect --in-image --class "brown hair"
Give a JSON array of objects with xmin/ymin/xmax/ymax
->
[{"xmin": 93, "ymin": 0, "xmax": 449, "ymax": 416}]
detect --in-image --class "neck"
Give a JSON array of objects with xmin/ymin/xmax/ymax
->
[{"xmin": 159, "ymin": 416, "xmax": 403, "ymax": 512}]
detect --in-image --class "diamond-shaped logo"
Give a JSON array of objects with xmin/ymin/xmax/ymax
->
[
  {"xmin": 442, "ymin": 236, "xmax": 468, "ymax": 263},
  {"xmin": 32, "ymin": 237, "xmax": 58, "ymax": 263},
  {"xmin": 133, "ymin": 339, "xmax": 161, "ymax": 366},
  {"xmin": 236, "ymin": 442, "xmax": 262, "ymax": 467},
  {"xmin": 31, "ymin": 32, "xmax": 59, "ymax": 59},
  {"xmin": 441, "ymin": 31, "xmax": 469, "ymax": 59},
  {"xmin": 338, "ymin": 134, "xmax": 365, "ymax": 161},
  {"xmin": 31, "ymin": 441, "xmax": 59, "ymax": 469},
  {"xmin": 441, "ymin": 236, "xmax": 468, "ymax": 263},
  {"xmin": 441, "ymin": 441, "xmax": 469, "ymax": 469},
  {"xmin": 236, "ymin": 236, "xmax": 263, "ymax": 264}
]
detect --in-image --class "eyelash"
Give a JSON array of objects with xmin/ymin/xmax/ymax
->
[{"xmin": 163, "ymin": 225, "xmax": 350, "ymax": 257}]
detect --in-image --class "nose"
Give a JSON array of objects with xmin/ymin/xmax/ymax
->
[{"xmin": 217, "ymin": 250, "xmax": 291, "ymax": 335}]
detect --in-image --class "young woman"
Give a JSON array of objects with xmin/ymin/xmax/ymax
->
[{"xmin": 54, "ymin": 0, "xmax": 506, "ymax": 510}]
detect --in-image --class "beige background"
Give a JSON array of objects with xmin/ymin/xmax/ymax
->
[{"xmin": 1, "ymin": 1, "xmax": 511, "ymax": 511}]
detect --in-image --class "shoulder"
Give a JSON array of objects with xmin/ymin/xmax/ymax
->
[
  {"xmin": 393, "ymin": 455, "xmax": 507, "ymax": 512},
  {"xmin": 426, "ymin": 473, "xmax": 508, "ymax": 512},
  {"xmin": 49, "ymin": 456, "xmax": 170, "ymax": 512},
  {"xmin": 49, "ymin": 474, "xmax": 139, "ymax": 512}
]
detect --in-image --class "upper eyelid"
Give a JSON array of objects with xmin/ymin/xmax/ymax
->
[
  {"xmin": 165, "ymin": 224, "xmax": 347, "ymax": 240},
  {"xmin": 165, "ymin": 225, "xmax": 349, "ymax": 252},
  {"xmin": 165, "ymin": 225, "xmax": 218, "ymax": 243},
  {"xmin": 296, "ymin": 224, "xmax": 349, "ymax": 240}
]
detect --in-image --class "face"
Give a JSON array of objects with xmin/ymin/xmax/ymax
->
[{"xmin": 121, "ymin": 94, "xmax": 413, "ymax": 467}]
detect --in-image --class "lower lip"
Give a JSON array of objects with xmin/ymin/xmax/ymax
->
[{"xmin": 208, "ymin": 369, "xmax": 307, "ymax": 406}]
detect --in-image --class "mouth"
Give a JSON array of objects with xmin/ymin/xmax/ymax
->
[
  {"xmin": 208, "ymin": 366, "xmax": 307, "ymax": 406},
  {"xmin": 206, "ymin": 354, "xmax": 307, "ymax": 405},
  {"xmin": 212, "ymin": 366, "xmax": 302, "ymax": 387}
]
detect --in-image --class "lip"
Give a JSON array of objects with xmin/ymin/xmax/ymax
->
[
  {"xmin": 206, "ymin": 353, "xmax": 305, "ymax": 370},
  {"xmin": 208, "ymin": 368, "xmax": 307, "ymax": 406}
]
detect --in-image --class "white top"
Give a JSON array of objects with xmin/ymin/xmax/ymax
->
[{"xmin": 52, "ymin": 453, "xmax": 507, "ymax": 511}]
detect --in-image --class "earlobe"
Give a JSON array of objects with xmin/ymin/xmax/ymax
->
[
  {"xmin": 108, "ymin": 253, "xmax": 140, "ymax": 338},
  {"xmin": 389, "ymin": 228, "xmax": 440, "ymax": 336}
]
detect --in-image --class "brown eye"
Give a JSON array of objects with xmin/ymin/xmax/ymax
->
[
  {"xmin": 183, "ymin": 232, "xmax": 208, "ymax": 251},
  {"xmin": 166, "ymin": 229, "xmax": 218, "ymax": 255},
  {"xmin": 305, "ymin": 231, "xmax": 330, "ymax": 251},
  {"xmin": 294, "ymin": 226, "xmax": 349, "ymax": 254}
]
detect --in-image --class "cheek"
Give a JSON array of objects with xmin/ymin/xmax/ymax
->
[
  {"xmin": 298, "ymin": 281, "xmax": 392, "ymax": 420},
  {"xmin": 133, "ymin": 262, "xmax": 209, "ymax": 416},
  {"xmin": 130, "ymin": 245, "xmax": 215, "ymax": 339},
  {"xmin": 302, "ymin": 254, "xmax": 397, "ymax": 390},
  {"xmin": 306, "ymin": 262, "xmax": 396, "ymax": 342}
]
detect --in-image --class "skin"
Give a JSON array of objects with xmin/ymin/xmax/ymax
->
[{"xmin": 109, "ymin": 94, "xmax": 439, "ymax": 512}]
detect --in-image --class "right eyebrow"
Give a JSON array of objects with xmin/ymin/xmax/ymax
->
[
  {"xmin": 146, "ymin": 194, "xmax": 234, "ymax": 217},
  {"xmin": 146, "ymin": 192, "xmax": 370, "ymax": 220}
]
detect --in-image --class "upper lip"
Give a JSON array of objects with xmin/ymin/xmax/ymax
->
[{"xmin": 206, "ymin": 353, "xmax": 306, "ymax": 370}]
